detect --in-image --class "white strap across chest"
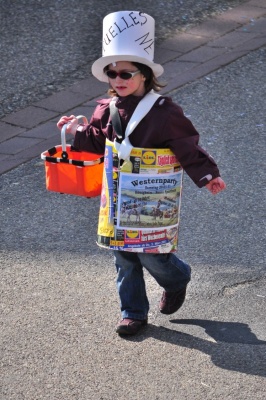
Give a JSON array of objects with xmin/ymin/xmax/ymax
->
[{"xmin": 113, "ymin": 91, "xmax": 161, "ymax": 160}]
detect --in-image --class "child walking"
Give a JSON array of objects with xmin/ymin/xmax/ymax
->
[{"xmin": 57, "ymin": 11, "xmax": 226, "ymax": 335}]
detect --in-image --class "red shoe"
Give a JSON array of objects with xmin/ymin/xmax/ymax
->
[
  {"xmin": 116, "ymin": 318, "xmax": 148, "ymax": 335},
  {"xmin": 159, "ymin": 287, "xmax": 187, "ymax": 315}
]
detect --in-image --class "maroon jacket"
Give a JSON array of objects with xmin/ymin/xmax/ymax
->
[{"xmin": 73, "ymin": 94, "xmax": 220, "ymax": 188}]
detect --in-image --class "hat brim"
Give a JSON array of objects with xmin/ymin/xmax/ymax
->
[{"xmin": 91, "ymin": 55, "xmax": 164, "ymax": 82}]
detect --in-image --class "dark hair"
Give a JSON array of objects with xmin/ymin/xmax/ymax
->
[{"xmin": 104, "ymin": 62, "xmax": 166, "ymax": 97}]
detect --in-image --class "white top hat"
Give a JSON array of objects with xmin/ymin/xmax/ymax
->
[{"xmin": 91, "ymin": 11, "xmax": 164, "ymax": 82}]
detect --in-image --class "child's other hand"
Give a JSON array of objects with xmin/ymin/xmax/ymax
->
[
  {"xmin": 57, "ymin": 115, "xmax": 78, "ymax": 134},
  {"xmin": 205, "ymin": 177, "xmax": 226, "ymax": 195}
]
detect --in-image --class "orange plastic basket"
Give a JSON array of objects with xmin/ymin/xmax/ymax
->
[{"xmin": 41, "ymin": 116, "xmax": 104, "ymax": 197}]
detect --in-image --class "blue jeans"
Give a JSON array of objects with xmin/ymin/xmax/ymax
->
[{"xmin": 114, "ymin": 251, "xmax": 191, "ymax": 320}]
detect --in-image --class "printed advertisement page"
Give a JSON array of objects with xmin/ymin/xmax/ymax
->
[{"xmin": 97, "ymin": 139, "xmax": 183, "ymax": 253}]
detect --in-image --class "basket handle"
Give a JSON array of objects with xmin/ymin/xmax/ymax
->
[{"xmin": 61, "ymin": 115, "xmax": 89, "ymax": 159}]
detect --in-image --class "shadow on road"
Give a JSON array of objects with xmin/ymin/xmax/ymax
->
[{"xmin": 121, "ymin": 319, "xmax": 266, "ymax": 377}]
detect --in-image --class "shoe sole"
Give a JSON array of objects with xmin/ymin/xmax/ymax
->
[
  {"xmin": 159, "ymin": 300, "xmax": 185, "ymax": 315},
  {"xmin": 116, "ymin": 327, "xmax": 135, "ymax": 335},
  {"xmin": 159, "ymin": 308, "xmax": 177, "ymax": 315},
  {"xmin": 116, "ymin": 321, "xmax": 148, "ymax": 335}
]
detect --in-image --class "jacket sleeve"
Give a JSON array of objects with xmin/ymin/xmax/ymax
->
[
  {"xmin": 163, "ymin": 102, "xmax": 220, "ymax": 187},
  {"xmin": 73, "ymin": 101, "xmax": 112, "ymax": 154}
]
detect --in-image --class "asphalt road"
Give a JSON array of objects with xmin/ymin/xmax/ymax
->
[
  {"xmin": 1, "ymin": 46, "xmax": 265, "ymax": 399},
  {"xmin": 1, "ymin": 0, "xmax": 265, "ymax": 398}
]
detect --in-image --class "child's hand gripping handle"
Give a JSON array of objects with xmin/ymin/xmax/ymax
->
[{"xmin": 61, "ymin": 115, "xmax": 88, "ymax": 160}]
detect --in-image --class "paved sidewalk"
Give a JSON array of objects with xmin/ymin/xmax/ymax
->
[{"xmin": 0, "ymin": 0, "xmax": 265, "ymax": 175}]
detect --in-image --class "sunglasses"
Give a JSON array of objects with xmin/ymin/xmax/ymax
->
[{"xmin": 105, "ymin": 70, "xmax": 140, "ymax": 80}]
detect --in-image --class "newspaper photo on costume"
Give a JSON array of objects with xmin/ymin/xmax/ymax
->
[{"xmin": 117, "ymin": 171, "xmax": 182, "ymax": 230}]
